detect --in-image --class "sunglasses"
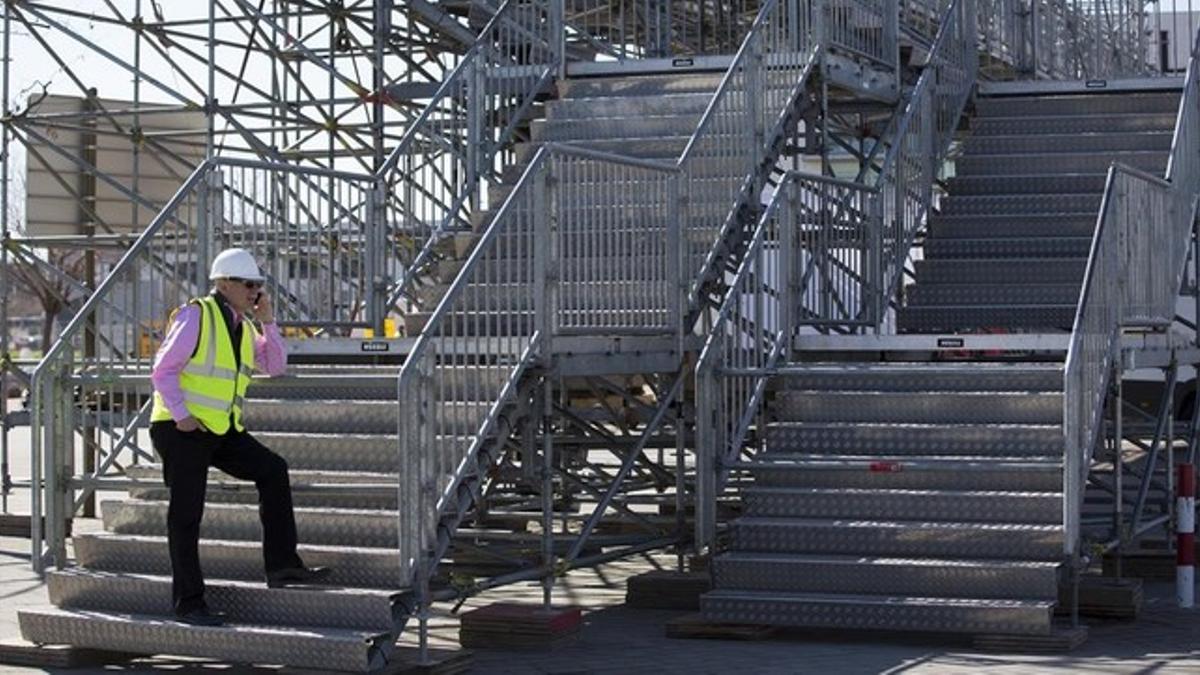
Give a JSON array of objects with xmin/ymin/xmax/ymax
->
[{"xmin": 226, "ymin": 277, "xmax": 264, "ymax": 290}]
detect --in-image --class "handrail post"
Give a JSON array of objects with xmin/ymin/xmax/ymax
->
[{"xmin": 695, "ymin": 350, "xmax": 717, "ymax": 555}]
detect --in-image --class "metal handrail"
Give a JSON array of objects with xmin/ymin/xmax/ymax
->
[
  {"xmin": 872, "ymin": 0, "xmax": 976, "ymax": 325},
  {"xmin": 380, "ymin": 0, "xmax": 560, "ymax": 321},
  {"xmin": 1062, "ymin": 27, "xmax": 1200, "ymax": 557}
]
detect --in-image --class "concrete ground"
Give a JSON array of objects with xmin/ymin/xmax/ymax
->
[{"xmin": 1, "ymin": 414, "xmax": 1199, "ymax": 673}]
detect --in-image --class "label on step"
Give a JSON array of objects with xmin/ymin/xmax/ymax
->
[
  {"xmin": 869, "ymin": 461, "xmax": 904, "ymax": 473},
  {"xmin": 361, "ymin": 341, "xmax": 390, "ymax": 352}
]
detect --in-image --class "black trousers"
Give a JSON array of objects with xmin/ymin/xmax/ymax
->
[{"xmin": 149, "ymin": 421, "xmax": 303, "ymax": 614}]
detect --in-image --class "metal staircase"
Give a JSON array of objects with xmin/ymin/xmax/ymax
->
[
  {"xmin": 900, "ymin": 90, "xmax": 1182, "ymax": 333},
  {"xmin": 697, "ymin": 0, "xmax": 1200, "ymax": 640},
  {"xmin": 15, "ymin": 0, "xmax": 907, "ymax": 669}
]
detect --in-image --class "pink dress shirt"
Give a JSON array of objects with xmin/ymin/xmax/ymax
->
[{"xmin": 151, "ymin": 303, "xmax": 288, "ymax": 422}]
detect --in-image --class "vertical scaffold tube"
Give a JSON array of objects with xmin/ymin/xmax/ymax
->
[{"xmin": 1179, "ymin": 463, "xmax": 1195, "ymax": 608}]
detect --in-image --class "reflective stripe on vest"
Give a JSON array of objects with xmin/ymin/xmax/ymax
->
[{"xmin": 150, "ymin": 296, "xmax": 257, "ymax": 434}]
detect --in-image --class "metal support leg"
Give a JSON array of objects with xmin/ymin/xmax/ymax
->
[{"xmin": 540, "ymin": 378, "xmax": 554, "ymax": 609}]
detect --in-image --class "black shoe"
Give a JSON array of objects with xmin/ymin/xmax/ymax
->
[
  {"xmin": 175, "ymin": 607, "xmax": 226, "ymax": 627},
  {"xmin": 266, "ymin": 565, "xmax": 333, "ymax": 588}
]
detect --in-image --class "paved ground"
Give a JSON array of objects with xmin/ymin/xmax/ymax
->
[
  {"xmin": 2, "ymin": 417, "xmax": 1199, "ymax": 673},
  {"xmin": 1, "ymin": 528, "xmax": 1198, "ymax": 674}
]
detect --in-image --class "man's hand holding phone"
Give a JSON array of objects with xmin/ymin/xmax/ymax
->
[{"xmin": 252, "ymin": 291, "xmax": 275, "ymax": 325}]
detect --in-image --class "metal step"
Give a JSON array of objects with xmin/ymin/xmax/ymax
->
[
  {"xmin": 914, "ymin": 258, "xmax": 1087, "ymax": 285},
  {"xmin": 406, "ymin": 309, "xmax": 674, "ymax": 337},
  {"xmin": 906, "ymin": 283, "xmax": 1081, "ymax": 307},
  {"xmin": 940, "ymin": 193, "xmax": 1101, "ymax": 216},
  {"xmin": 557, "ymin": 72, "xmax": 725, "ymax": 99},
  {"xmin": 74, "ymin": 533, "xmax": 406, "ymax": 589},
  {"xmin": 124, "ymin": 465, "xmax": 399, "ymax": 510},
  {"xmin": 771, "ymin": 363, "xmax": 1063, "ymax": 392},
  {"xmin": 773, "ymin": 391, "xmax": 1062, "ymax": 425},
  {"xmin": 18, "ymin": 608, "xmax": 390, "ymax": 672},
  {"xmin": 103, "ymin": 500, "xmax": 407, "ymax": 548},
  {"xmin": 46, "ymin": 569, "xmax": 397, "ymax": 630},
  {"xmin": 740, "ymin": 486, "xmax": 1062, "ymax": 524},
  {"xmin": 244, "ymin": 399, "xmax": 492, "ymax": 435},
  {"xmin": 763, "ymin": 422, "xmax": 1063, "ymax": 457},
  {"xmin": 246, "ymin": 367, "xmax": 506, "ymax": 401},
  {"xmin": 453, "ymin": 281, "xmax": 670, "ymax": 313},
  {"xmin": 975, "ymin": 92, "xmax": 1180, "ymax": 117},
  {"xmin": 962, "ymin": 130, "xmax": 1175, "ymax": 156},
  {"xmin": 927, "ymin": 214, "xmax": 1096, "ymax": 239},
  {"xmin": 471, "ymin": 191, "xmax": 735, "ymax": 229},
  {"xmin": 710, "ymin": 552, "xmax": 1060, "ymax": 599},
  {"xmin": 923, "ymin": 236, "xmax": 1092, "ymax": 259},
  {"xmin": 746, "ymin": 456, "xmax": 1063, "ymax": 491},
  {"xmin": 728, "ymin": 517, "xmax": 1064, "ymax": 560},
  {"xmin": 699, "ymin": 590, "xmax": 1054, "ymax": 635},
  {"xmin": 955, "ymin": 151, "xmax": 1165, "ymax": 176},
  {"xmin": 945, "ymin": 173, "xmax": 1107, "ymax": 195},
  {"xmin": 531, "ymin": 114, "xmax": 703, "ymax": 142},
  {"xmin": 547, "ymin": 92, "xmax": 717, "ymax": 119},
  {"xmin": 247, "ymin": 433, "xmax": 415, "ymax": 474},
  {"xmin": 972, "ymin": 112, "xmax": 1177, "ymax": 136},
  {"xmin": 897, "ymin": 304, "xmax": 1077, "ymax": 332}
]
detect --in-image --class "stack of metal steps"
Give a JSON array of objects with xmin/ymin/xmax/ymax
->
[
  {"xmin": 899, "ymin": 89, "xmax": 1180, "ymax": 332},
  {"xmin": 17, "ymin": 370, "xmax": 443, "ymax": 670},
  {"xmin": 702, "ymin": 362, "xmax": 1067, "ymax": 635}
]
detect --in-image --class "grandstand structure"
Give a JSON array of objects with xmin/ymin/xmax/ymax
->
[{"xmin": 1, "ymin": 0, "xmax": 1198, "ymax": 670}]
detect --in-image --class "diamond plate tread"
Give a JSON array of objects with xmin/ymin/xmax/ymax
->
[
  {"xmin": 763, "ymin": 422, "xmax": 1062, "ymax": 456},
  {"xmin": 771, "ymin": 363, "xmax": 1063, "ymax": 392},
  {"xmin": 124, "ymin": 465, "xmax": 398, "ymax": 510},
  {"xmin": 557, "ymin": 73, "xmax": 724, "ymax": 99},
  {"xmin": 971, "ymin": 112, "xmax": 1177, "ymax": 135},
  {"xmin": 103, "ymin": 500, "xmax": 407, "ymax": 548},
  {"xmin": 244, "ymin": 399, "xmax": 492, "ymax": 434},
  {"xmin": 773, "ymin": 391, "xmax": 1062, "ymax": 425},
  {"xmin": 532, "ymin": 114, "xmax": 704, "ymax": 142},
  {"xmin": 407, "ymin": 309, "xmax": 675, "ymax": 337},
  {"xmin": 514, "ymin": 135, "xmax": 701, "ymax": 162},
  {"xmin": 250, "ymin": 432, "xmax": 423, "ymax": 473},
  {"xmin": 46, "ymin": 569, "xmax": 397, "ymax": 630},
  {"xmin": 73, "ymin": 533, "xmax": 407, "ymax": 589},
  {"xmin": 246, "ymin": 367, "xmax": 507, "ymax": 402},
  {"xmin": 906, "ymin": 283, "xmax": 1081, "ymax": 307},
  {"xmin": 740, "ymin": 486, "xmax": 1062, "ymax": 524},
  {"xmin": 547, "ymin": 92, "xmax": 719, "ymax": 119},
  {"xmin": 941, "ymin": 193, "xmax": 1101, "ymax": 216},
  {"xmin": 955, "ymin": 151, "xmax": 1165, "ymax": 176},
  {"xmin": 455, "ymin": 281, "xmax": 672, "ymax": 313},
  {"xmin": 748, "ymin": 456, "xmax": 1063, "ymax": 491},
  {"xmin": 728, "ymin": 517, "xmax": 1064, "ymax": 560},
  {"xmin": 699, "ymin": 590, "xmax": 1054, "ymax": 635},
  {"xmin": 914, "ymin": 259, "xmax": 1087, "ymax": 285},
  {"xmin": 922, "ymin": 236, "xmax": 1093, "ymax": 259},
  {"xmin": 975, "ymin": 92, "xmax": 1180, "ymax": 117},
  {"xmin": 945, "ymin": 173, "xmax": 1108, "ymax": 195},
  {"xmin": 961, "ymin": 131, "xmax": 1175, "ymax": 156},
  {"xmin": 710, "ymin": 553, "xmax": 1060, "ymax": 599},
  {"xmin": 18, "ymin": 609, "xmax": 389, "ymax": 672},
  {"xmin": 927, "ymin": 214, "xmax": 1096, "ymax": 239},
  {"xmin": 896, "ymin": 304, "xmax": 1077, "ymax": 332}
]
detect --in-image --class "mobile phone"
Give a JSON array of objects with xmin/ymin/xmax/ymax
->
[{"xmin": 254, "ymin": 291, "xmax": 263, "ymax": 305}]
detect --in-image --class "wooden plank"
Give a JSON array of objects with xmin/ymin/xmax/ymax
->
[
  {"xmin": 626, "ymin": 571, "xmax": 711, "ymax": 611},
  {"xmin": 664, "ymin": 614, "xmax": 778, "ymax": 641},
  {"xmin": 1057, "ymin": 577, "xmax": 1142, "ymax": 619},
  {"xmin": 972, "ymin": 624, "xmax": 1089, "ymax": 653},
  {"xmin": 0, "ymin": 639, "xmax": 139, "ymax": 668}
]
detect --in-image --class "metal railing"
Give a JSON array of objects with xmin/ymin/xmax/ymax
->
[
  {"xmin": 563, "ymin": 0, "xmax": 760, "ymax": 60},
  {"xmin": 382, "ymin": 0, "xmax": 560, "ymax": 324},
  {"xmin": 695, "ymin": 172, "xmax": 873, "ymax": 550},
  {"xmin": 397, "ymin": 143, "xmax": 679, "ymax": 589},
  {"xmin": 27, "ymin": 158, "xmax": 375, "ymax": 569},
  {"xmin": 680, "ymin": 0, "xmax": 839, "ymax": 314},
  {"xmin": 1062, "ymin": 28, "xmax": 1200, "ymax": 556}
]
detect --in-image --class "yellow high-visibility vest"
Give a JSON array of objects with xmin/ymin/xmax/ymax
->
[{"xmin": 150, "ymin": 295, "xmax": 257, "ymax": 435}]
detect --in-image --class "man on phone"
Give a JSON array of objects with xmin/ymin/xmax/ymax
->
[{"xmin": 148, "ymin": 247, "xmax": 330, "ymax": 626}]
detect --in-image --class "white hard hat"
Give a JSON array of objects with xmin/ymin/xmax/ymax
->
[{"xmin": 209, "ymin": 248, "xmax": 264, "ymax": 281}]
